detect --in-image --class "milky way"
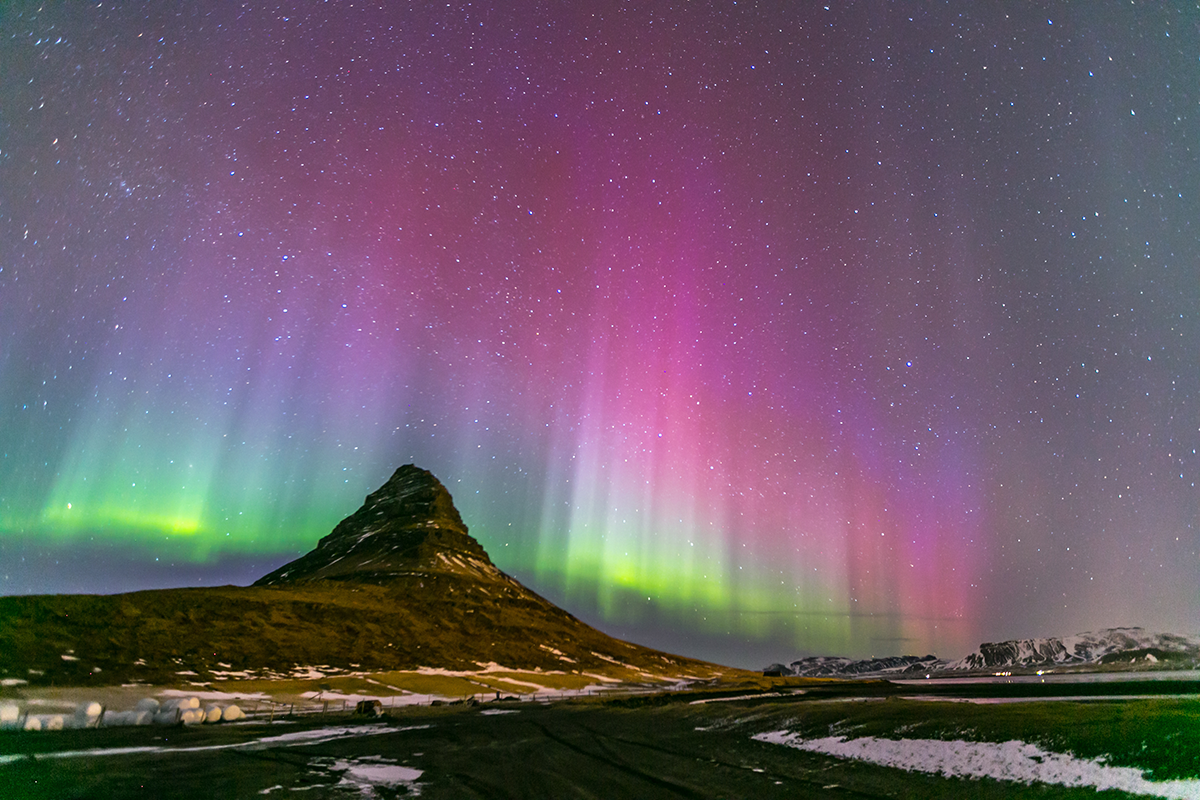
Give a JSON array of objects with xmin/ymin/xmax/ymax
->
[{"xmin": 1, "ymin": 3, "xmax": 1197, "ymax": 667}]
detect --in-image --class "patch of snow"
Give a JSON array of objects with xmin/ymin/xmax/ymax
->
[
  {"xmin": 289, "ymin": 668, "xmax": 328, "ymax": 680},
  {"xmin": 690, "ymin": 692, "xmax": 786, "ymax": 705},
  {"xmin": 537, "ymin": 644, "xmax": 577, "ymax": 663},
  {"xmin": 479, "ymin": 709, "xmax": 519, "ymax": 715},
  {"xmin": 1, "ymin": 678, "xmax": 28, "ymax": 687},
  {"xmin": 754, "ymin": 731, "xmax": 1200, "ymax": 799},
  {"xmin": 301, "ymin": 691, "xmax": 387, "ymax": 704},
  {"xmin": 159, "ymin": 688, "xmax": 268, "ymax": 702},
  {"xmin": 28, "ymin": 724, "xmax": 430, "ymax": 761},
  {"xmin": 60, "ymin": 654, "xmax": 79, "ymax": 662},
  {"xmin": 479, "ymin": 675, "xmax": 552, "ymax": 692},
  {"xmin": 417, "ymin": 661, "xmax": 529, "ymax": 678},
  {"xmin": 579, "ymin": 672, "xmax": 623, "ymax": 684},
  {"xmin": 326, "ymin": 756, "xmax": 423, "ymax": 796},
  {"xmin": 589, "ymin": 652, "xmax": 640, "ymax": 670}
]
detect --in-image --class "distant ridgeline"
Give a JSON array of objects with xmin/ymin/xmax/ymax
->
[
  {"xmin": 0, "ymin": 465, "xmax": 724, "ymax": 687},
  {"xmin": 765, "ymin": 628, "xmax": 1200, "ymax": 677},
  {"xmin": 947, "ymin": 628, "xmax": 1200, "ymax": 671}
]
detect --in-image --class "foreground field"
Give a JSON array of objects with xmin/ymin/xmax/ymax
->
[{"xmin": 2, "ymin": 678, "xmax": 1198, "ymax": 799}]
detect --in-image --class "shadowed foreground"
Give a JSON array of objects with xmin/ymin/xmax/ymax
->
[{"xmin": 4, "ymin": 687, "xmax": 1195, "ymax": 799}]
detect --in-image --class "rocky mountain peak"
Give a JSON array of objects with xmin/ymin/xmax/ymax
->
[
  {"xmin": 255, "ymin": 464, "xmax": 496, "ymax": 585},
  {"xmin": 359, "ymin": 464, "xmax": 468, "ymax": 533}
]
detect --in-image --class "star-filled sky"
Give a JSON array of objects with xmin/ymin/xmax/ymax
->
[{"xmin": 2, "ymin": 2, "xmax": 1197, "ymax": 669}]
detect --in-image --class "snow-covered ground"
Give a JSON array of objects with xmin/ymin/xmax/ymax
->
[{"xmin": 755, "ymin": 731, "xmax": 1200, "ymax": 799}]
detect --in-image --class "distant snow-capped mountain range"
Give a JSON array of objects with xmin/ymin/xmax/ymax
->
[
  {"xmin": 947, "ymin": 628, "xmax": 1200, "ymax": 671},
  {"xmin": 766, "ymin": 654, "xmax": 944, "ymax": 678},
  {"xmin": 766, "ymin": 628, "xmax": 1200, "ymax": 677}
]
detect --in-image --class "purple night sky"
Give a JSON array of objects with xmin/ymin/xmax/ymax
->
[{"xmin": 1, "ymin": 2, "xmax": 1197, "ymax": 668}]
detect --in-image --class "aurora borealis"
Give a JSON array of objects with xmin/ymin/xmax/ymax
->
[{"xmin": 1, "ymin": 2, "xmax": 1197, "ymax": 668}]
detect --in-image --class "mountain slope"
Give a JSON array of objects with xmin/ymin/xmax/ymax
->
[{"xmin": 0, "ymin": 466, "xmax": 729, "ymax": 687}]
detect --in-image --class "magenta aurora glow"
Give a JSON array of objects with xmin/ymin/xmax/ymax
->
[{"xmin": 1, "ymin": 2, "xmax": 1197, "ymax": 668}]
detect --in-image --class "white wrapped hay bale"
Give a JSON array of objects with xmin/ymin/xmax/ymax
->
[
  {"xmin": 77, "ymin": 701, "xmax": 103, "ymax": 717},
  {"xmin": 162, "ymin": 696, "xmax": 200, "ymax": 711},
  {"xmin": 203, "ymin": 705, "xmax": 222, "ymax": 723},
  {"xmin": 0, "ymin": 704, "xmax": 19, "ymax": 729},
  {"xmin": 101, "ymin": 709, "xmax": 152, "ymax": 727},
  {"xmin": 156, "ymin": 697, "xmax": 203, "ymax": 724},
  {"xmin": 153, "ymin": 708, "xmax": 182, "ymax": 726},
  {"xmin": 221, "ymin": 704, "xmax": 244, "ymax": 722},
  {"xmin": 135, "ymin": 698, "xmax": 160, "ymax": 713},
  {"xmin": 22, "ymin": 714, "xmax": 66, "ymax": 731},
  {"xmin": 179, "ymin": 707, "xmax": 205, "ymax": 725},
  {"xmin": 75, "ymin": 701, "xmax": 103, "ymax": 726},
  {"xmin": 99, "ymin": 709, "xmax": 125, "ymax": 727}
]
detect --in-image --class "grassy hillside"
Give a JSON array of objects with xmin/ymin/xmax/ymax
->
[{"xmin": 0, "ymin": 572, "xmax": 728, "ymax": 687}]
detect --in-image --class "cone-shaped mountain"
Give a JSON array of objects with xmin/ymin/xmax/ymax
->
[
  {"xmin": 256, "ymin": 464, "xmax": 495, "ymax": 585},
  {"xmin": 0, "ymin": 466, "xmax": 724, "ymax": 686}
]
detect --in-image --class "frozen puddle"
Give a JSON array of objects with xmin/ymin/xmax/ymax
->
[{"xmin": 754, "ymin": 731, "xmax": 1200, "ymax": 799}]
